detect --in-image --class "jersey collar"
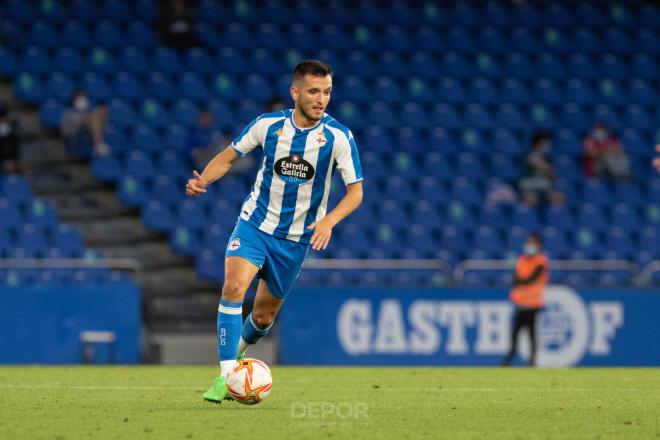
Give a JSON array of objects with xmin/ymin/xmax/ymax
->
[{"xmin": 289, "ymin": 109, "xmax": 325, "ymax": 133}]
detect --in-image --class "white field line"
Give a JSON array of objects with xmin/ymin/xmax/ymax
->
[{"xmin": 0, "ymin": 383, "xmax": 655, "ymax": 392}]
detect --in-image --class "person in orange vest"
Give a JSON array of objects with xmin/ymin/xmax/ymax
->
[{"xmin": 502, "ymin": 233, "xmax": 549, "ymax": 367}]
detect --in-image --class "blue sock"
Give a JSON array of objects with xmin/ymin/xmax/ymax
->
[
  {"xmin": 237, "ymin": 312, "xmax": 272, "ymax": 356},
  {"xmin": 217, "ymin": 299, "xmax": 243, "ymax": 367}
]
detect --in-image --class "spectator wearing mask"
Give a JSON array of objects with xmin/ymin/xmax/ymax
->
[
  {"xmin": 519, "ymin": 132, "xmax": 565, "ymax": 206},
  {"xmin": 582, "ymin": 122, "xmax": 631, "ymax": 181},
  {"xmin": 502, "ymin": 233, "xmax": 549, "ymax": 367},
  {"xmin": 0, "ymin": 103, "xmax": 24, "ymax": 175},
  {"xmin": 156, "ymin": 0, "xmax": 201, "ymax": 50},
  {"xmin": 60, "ymin": 89, "xmax": 110, "ymax": 156}
]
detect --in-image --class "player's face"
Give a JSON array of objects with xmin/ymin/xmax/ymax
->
[{"xmin": 291, "ymin": 75, "xmax": 333, "ymax": 123}]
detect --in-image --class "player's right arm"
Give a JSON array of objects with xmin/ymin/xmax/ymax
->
[
  {"xmin": 186, "ymin": 115, "xmax": 266, "ymax": 197},
  {"xmin": 185, "ymin": 146, "xmax": 240, "ymax": 196}
]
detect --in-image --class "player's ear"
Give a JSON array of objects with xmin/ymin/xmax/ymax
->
[{"xmin": 290, "ymin": 85, "xmax": 298, "ymax": 102}]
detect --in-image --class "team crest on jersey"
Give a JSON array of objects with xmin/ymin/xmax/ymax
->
[
  {"xmin": 275, "ymin": 129, "xmax": 284, "ymax": 137},
  {"xmin": 275, "ymin": 154, "xmax": 315, "ymax": 184},
  {"xmin": 228, "ymin": 237, "xmax": 241, "ymax": 251},
  {"xmin": 316, "ymin": 131, "xmax": 326, "ymax": 146}
]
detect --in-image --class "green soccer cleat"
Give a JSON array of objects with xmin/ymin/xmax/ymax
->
[
  {"xmin": 236, "ymin": 354, "xmax": 245, "ymax": 361},
  {"xmin": 203, "ymin": 376, "xmax": 233, "ymax": 403}
]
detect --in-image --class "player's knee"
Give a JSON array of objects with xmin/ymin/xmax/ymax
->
[
  {"xmin": 251, "ymin": 309, "xmax": 275, "ymax": 329},
  {"xmin": 222, "ymin": 279, "xmax": 245, "ymax": 301}
]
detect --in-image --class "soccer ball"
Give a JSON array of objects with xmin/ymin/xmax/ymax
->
[{"xmin": 226, "ymin": 358, "xmax": 273, "ymax": 405}]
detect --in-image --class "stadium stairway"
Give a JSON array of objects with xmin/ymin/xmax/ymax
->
[{"xmin": 1, "ymin": 81, "xmax": 222, "ymax": 336}]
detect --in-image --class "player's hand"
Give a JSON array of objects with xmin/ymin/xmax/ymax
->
[
  {"xmin": 654, "ymin": 144, "xmax": 660, "ymax": 172},
  {"xmin": 186, "ymin": 170, "xmax": 208, "ymax": 196},
  {"xmin": 307, "ymin": 216, "xmax": 335, "ymax": 251}
]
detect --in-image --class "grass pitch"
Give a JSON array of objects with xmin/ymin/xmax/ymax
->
[{"xmin": 1, "ymin": 367, "xmax": 659, "ymax": 439}]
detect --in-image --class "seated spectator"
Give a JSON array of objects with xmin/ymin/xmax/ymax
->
[
  {"xmin": 0, "ymin": 103, "xmax": 24, "ymax": 175},
  {"xmin": 653, "ymin": 144, "xmax": 660, "ymax": 173},
  {"xmin": 519, "ymin": 132, "xmax": 565, "ymax": 206},
  {"xmin": 582, "ymin": 122, "xmax": 631, "ymax": 181},
  {"xmin": 60, "ymin": 89, "xmax": 110, "ymax": 156},
  {"xmin": 156, "ymin": 0, "xmax": 201, "ymax": 50}
]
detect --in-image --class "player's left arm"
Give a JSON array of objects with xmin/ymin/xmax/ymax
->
[{"xmin": 307, "ymin": 181, "xmax": 363, "ymax": 251}]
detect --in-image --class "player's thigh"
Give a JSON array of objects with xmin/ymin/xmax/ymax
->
[
  {"xmin": 251, "ymin": 279, "xmax": 285, "ymax": 327},
  {"xmin": 222, "ymin": 256, "xmax": 260, "ymax": 300}
]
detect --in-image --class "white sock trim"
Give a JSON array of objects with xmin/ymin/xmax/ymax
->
[
  {"xmin": 220, "ymin": 360, "xmax": 237, "ymax": 378},
  {"xmin": 249, "ymin": 314, "xmax": 273, "ymax": 332},
  {"xmin": 218, "ymin": 304, "xmax": 242, "ymax": 315}
]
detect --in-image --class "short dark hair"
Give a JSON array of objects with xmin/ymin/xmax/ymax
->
[
  {"xmin": 292, "ymin": 59, "xmax": 332, "ymax": 81},
  {"xmin": 528, "ymin": 233, "xmax": 543, "ymax": 246},
  {"xmin": 531, "ymin": 131, "xmax": 551, "ymax": 147}
]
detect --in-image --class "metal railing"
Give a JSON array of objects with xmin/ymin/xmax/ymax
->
[
  {"xmin": 1, "ymin": 257, "xmax": 659, "ymax": 287},
  {"xmin": 0, "ymin": 258, "xmax": 144, "ymax": 280},
  {"xmin": 453, "ymin": 259, "xmax": 641, "ymax": 285}
]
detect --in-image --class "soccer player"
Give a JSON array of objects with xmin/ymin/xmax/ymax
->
[
  {"xmin": 502, "ymin": 233, "xmax": 549, "ymax": 367},
  {"xmin": 185, "ymin": 60, "xmax": 363, "ymax": 403}
]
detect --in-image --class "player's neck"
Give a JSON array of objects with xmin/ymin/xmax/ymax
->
[{"xmin": 292, "ymin": 109, "xmax": 318, "ymax": 129}]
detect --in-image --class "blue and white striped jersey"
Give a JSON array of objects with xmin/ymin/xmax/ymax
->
[{"xmin": 231, "ymin": 109, "xmax": 362, "ymax": 244}]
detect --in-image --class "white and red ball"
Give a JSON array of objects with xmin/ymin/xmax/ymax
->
[{"xmin": 226, "ymin": 358, "xmax": 273, "ymax": 405}]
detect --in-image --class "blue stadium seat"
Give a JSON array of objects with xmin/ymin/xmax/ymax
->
[
  {"xmin": 511, "ymin": 204, "xmax": 541, "ymax": 230},
  {"xmin": 441, "ymin": 52, "xmax": 470, "ymax": 77},
  {"xmin": 68, "ymin": 0, "xmax": 99, "ymax": 22},
  {"xmin": 560, "ymin": 103, "xmax": 589, "ymax": 131},
  {"xmin": 170, "ymin": 225, "xmax": 200, "ymax": 256},
  {"xmin": 16, "ymin": 223, "xmax": 48, "ymax": 257},
  {"xmin": 52, "ymin": 224, "xmax": 85, "ymax": 258},
  {"xmin": 152, "ymin": 174, "xmax": 183, "ymax": 206},
  {"xmin": 380, "ymin": 52, "xmax": 406, "ymax": 77},
  {"xmin": 438, "ymin": 78, "xmax": 465, "ymax": 103},
  {"xmin": 185, "ymin": 48, "xmax": 214, "ymax": 75},
  {"xmin": 146, "ymin": 72, "xmax": 176, "ymax": 101},
  {"xmin": 505, "ymin": 52, "xmax": 534, "ymax": 78},
  {"xmin": 45, "ymin": 73, "xmax": 75, "ymax": 102},
  {"xmin": 91, "ymin": 153, "xmax": 121, "ymax": 182},
  {"xmin": 446, "ymin": 26, "xmax": 475, "ymax": 52},
  {"xmin": 383, "ymin": 25, "xmax": 412, "ymax": 52},
  {"xmin": 432, "ymin": 103, "xmax": 462, "ymax": 129},
  {"xmin": 492, "ymin": 127, "xmax": 523, "ymax": 155},
  {"xmin": 61, "ymin": 20, "xmax": 92, "ymax": 48},
  {"xmin": 2, "ymin": 175, "xmax": 33, "ymax": 206},
  {"xmin": 140, "ymin": 98, "xmax": 168, "ymax": 127},
  {"xmin": 94, "ymin": 20, "xmax": 124, "ymax": 48},
  {"xmin": 469, "ymin": 78, "xmax": 498, "ymax": 104},
  {"xmin": 597, "ymin": 79, "xmax": 625, "ymax": 104},
  {"xmin": 29, "ymin": 21, "xmax": 58, "ymax": 48},
  {"xmin": 131, "ymin": 124, "xmax": 160, "ymax": 153},
  {"xmin": 629, "ymin": 79, "xmax": 656, "ymax": 106},
  {"xmin": 488, "ymin": 154, "xmax": 518, "ymax": 182},
  {"xmin": 100, "ymin": 0, "xmax": 131, "ymax": 22},
  {"xmin": 367, "ymin": 103, "xmax": 397, "ymax": 129},
  {"xmin": 113, "ymin": 72, "xmax": 144, "ymax": 101},
  {"xmin": 537, "ymin": 53, "xmax": 565, "ymax": 79},
  {"xmin": 142, "ymin": 200, "xmax": 174, "ymax": 232},
  {"xmin": 39, "ymin": 99, "xmax": 65, "ymax": 129},
  {"xmin": 636, "ymin": 28, "xmax": 659, "ymax": 55},
  {"xmin": 414, "ymin": 27, "xmax": 442, "ymax": 53},
  {"xmin": 565, "ymin": 79, "xmax": 594, "ymax": 104},
  {"xmin": 581, "ymin": 180, "xmax": 612, "ymax": 204},
  {"xmin": 451, "ymin": 177, "xmax": 482, "ymax": 205},
  {"xmin": 592, "ymin": 105, "xmax": 620, "ymax": 131},
  {"xmin": 25, "ymin": 199, "xmax": 57, "ymax": 229},
  {"xmin": 631, "ymin": 54, "xmax": 658, "ymax": 80},
  {"xmin": 171, "ymin": 99, "xmax": 199, "ymax": 128},
  {"xmin": 623, "ymin": 104, "xmax": 653, "ymax": 131},
  {"xmin": 534, "ymin": 78, "xmax": 563, "ymax": 104},
  {"xmin": 88, "ymin": 47, "xmax": 117, "ymax": 74},
  {"xmin": 606, "ymin": 227, "xmax": 635, "ymax": 259},
  {"xmin": 0, "ymin": 47, "xmax": 17, "ymax": 76},
  {"xmin": 464, "ymin": 103, "xmax": 494, "ymax": 129},
  {"xmin": 119, "ymin": 46, "xmax": 149, "ymax": 74},
  {"xmin": 53, "ymin": 47, "xmax": 84, "ymax": 75},
  {"xmin": 373, "ymin": 77, "xmax": 402, "ymax": 103},
  {"xmin": 509, "ymin": 28, "xmax": 539, "ymax": 54},
  {"xmin": 125, "ymin": 150, "xmax": 155, "ymax": 179},
  {"xmin": 554, "ymin": 128, "xmax": 582, "ymax": 156},
  {"xmin": 604, "ymin": 28, "xmax": 632, "ymax": 54},
  {"xmin": 400, "ymin": 103, "xmax": 429, "ymax": 129},
  {"xmin": 108, "ymin": 98, "xmax": 135, "ymax": 128},
  {"xmin": 600, "ymin": 54, "xmax": 628, "ymax": 80},
  {"xmin": 126, "ymin": 20, "xmax": 157, "ymax": 48},
  {"xmin": 180, "ymin": 73, "xmax": 208, "ymax": 102},
  {"xmin": 117, "ymin": 175, "xmax": 148, "ymax": 207},
  {"xmin": 21, "ymin": 46, "xmax": 51, "ymax": 75},
  {"xmin": 0, "ymin": 198, "xmax": 21, "ymax": 230},
  {"xmin": 81, "ymin": 73, "xmax": 112, "ymax": 102}
]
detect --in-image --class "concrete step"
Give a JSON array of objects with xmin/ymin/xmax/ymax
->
[
  {"xmin": 49, "ymin": 190, "xmax": 136, "ymax": 221},
  {"xmin": 151, "ymin": 332, "xmax": 277, "ymax": 365},
  {"xmin": 73, "ymin": 216, "xmax": 161, "ymax": 246},
  {"xmin": 141, "ymin": 268, "xmax": 218, "ymax": 298},
  {"xmin": 95, "ymin": 241, "xmax": 190, "ymax": 271}
]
